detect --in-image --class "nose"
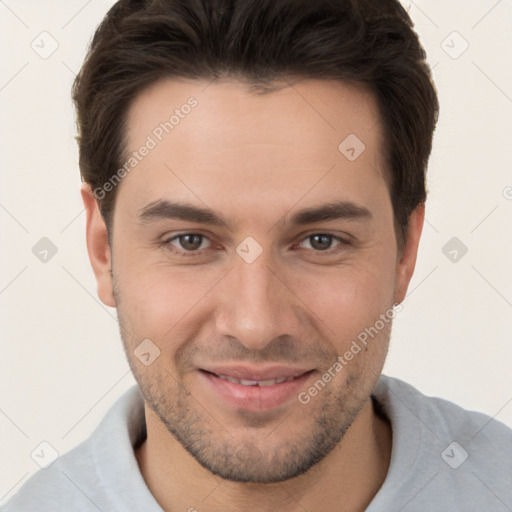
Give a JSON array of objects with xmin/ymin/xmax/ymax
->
[{"xmin": 214, "ymin": 249, "xmax": 299, "ymax": 352}]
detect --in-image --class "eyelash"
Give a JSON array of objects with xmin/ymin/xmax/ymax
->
[{"xmin": 160, "ymin": 232, "xmax": 351, "ymax": 257}]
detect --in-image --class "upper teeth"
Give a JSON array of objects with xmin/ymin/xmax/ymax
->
[{"xmin": 216, "ymin": 374, "xmax": 297, "ymax": 386}]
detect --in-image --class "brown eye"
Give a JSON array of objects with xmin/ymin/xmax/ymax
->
[
  {"xmin": 299, "ymin": 234, "xmax": 341, "ymax": 251},
  {"xmin": 164, "ymin": 233, "xmax": 211, "ymax": 254},
  {"xmin": 296, "ymin": 233, "xmax": 351, "ymax": 256},
  {"xmin": 309, "ymin": 234, "xmax": 335, "ymax": 251},
  {"xmin": 176, "ymin": 234, "xmax": 204, "ymax": 251}
]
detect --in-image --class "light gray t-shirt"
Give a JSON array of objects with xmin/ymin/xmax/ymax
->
[{"xmin": 3, "ymin": 375, "xmax": 512, "ymax": 511}]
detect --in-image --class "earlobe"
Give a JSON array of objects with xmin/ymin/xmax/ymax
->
[
  {"xmin": 393, "ymin": 203, "xmax": 425, "ymax": 305},
  {"xmin": 81, "ymin": 183, "xmax": 116, "ymax": 308}
]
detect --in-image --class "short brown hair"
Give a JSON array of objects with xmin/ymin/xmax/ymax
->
[{"xmin": 72, "ymin": 0, "xmax": 439, "ymax": 251}]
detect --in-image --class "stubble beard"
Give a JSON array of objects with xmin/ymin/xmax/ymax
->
[{"xmin": 113, "ymin": 281, "xmax": 390, "ymax": 483}]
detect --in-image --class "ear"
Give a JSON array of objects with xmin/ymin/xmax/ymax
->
[
  {"xmin": 393, "ymin": 203, "xmax": 425, "ymax": 305},
  {"xmin": 81, "ymin": 183, "xmax": 116, "ymax": 307}
]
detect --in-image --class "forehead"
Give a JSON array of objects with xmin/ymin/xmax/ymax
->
[
  {"xmin": 119, "ymin": 78, "xmax": 388, "ymax": 226},
  {"xmin": 125, "ymin": 77, "xmax": 383, "ymax": 162}
]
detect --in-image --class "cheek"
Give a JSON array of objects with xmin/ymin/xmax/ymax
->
[
  {"xmin": 299, "ymin": 266, "xmax": 395, "ymax": 387},
  {"xmin": 295, "ymin": 259, "xmax": 396, "ymax": 343},
  {"xmin": 114, "ymin": 231, "xmax": 397, "ymax": 349},
  {"xmin": 115, "ymin": 258, "xmax": 220, "ymax": 337}
]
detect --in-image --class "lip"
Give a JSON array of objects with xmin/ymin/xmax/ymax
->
[
  {"xmin": 200, "ymin": 365, "xmax": 312, "ymax": 381},
  {"xmin": 198, "ymin": 366, "xmax": 316, "ymax": 412}
]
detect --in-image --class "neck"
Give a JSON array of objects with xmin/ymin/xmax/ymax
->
[{"xmin": 135, "ymin": 397, "xmax": 391, "ymax": 512}]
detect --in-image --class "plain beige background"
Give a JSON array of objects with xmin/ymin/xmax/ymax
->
[{"xmin": 1, "ymin": 0, "xmax": 511, "ymax": 504}]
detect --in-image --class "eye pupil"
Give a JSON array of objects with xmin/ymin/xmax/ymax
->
[
  {"xmin": 310, "ymin": 234, "xmax": 332, "ymax": 251},
  {"xmin": 180, "ymin": 234, "xmax": 202, "ymax": 250}
]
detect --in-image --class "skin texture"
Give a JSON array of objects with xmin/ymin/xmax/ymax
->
[{"xmin": 82, "ymin": 78, "xmax": 424, "ymax": 512}]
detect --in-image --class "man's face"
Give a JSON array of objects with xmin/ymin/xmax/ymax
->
[{"xmin": 88, "ymin": 78, "xmax": 421, "ymax": 483}]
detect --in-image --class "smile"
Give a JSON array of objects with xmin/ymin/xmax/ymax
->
[
  {"xmin": 212, "ymin": 373, "xmax": 299, "ymax": 386},
  {"xmin": 199, "ymin": 368, "xmax": 316, "ymax": 412}
]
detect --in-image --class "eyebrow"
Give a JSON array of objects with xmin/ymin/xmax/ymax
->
[{"xmin": 138, "ymin": 199, "xmax": 372, "ymax": 230}]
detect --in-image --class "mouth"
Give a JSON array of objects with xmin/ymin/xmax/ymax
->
[
  {"xmin": 209, "ymin": 373, "xmax": 299, "ymax": 386},
  {"xmin": 198, "ymin": 367, "xmax": 316, "ymax": 412}
]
